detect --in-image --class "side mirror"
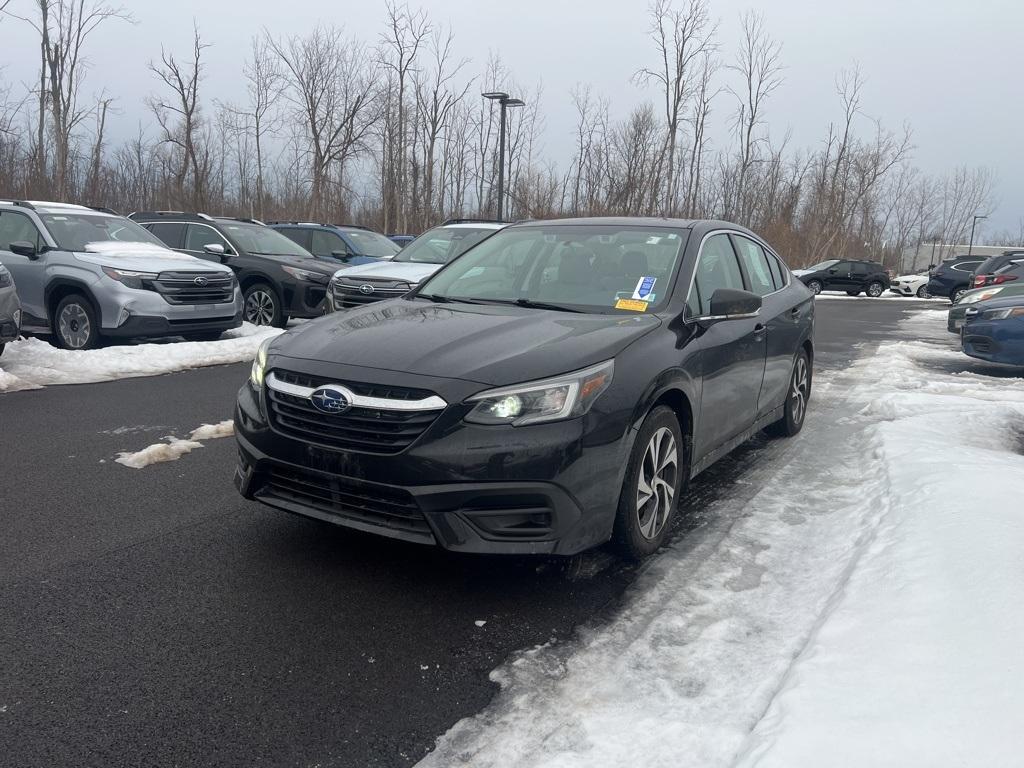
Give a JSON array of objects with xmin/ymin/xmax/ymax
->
[
  {"xmin": 203, "ymin": 242, "xmax": 226, "ymax": 256},
  {"xmin": 9, "ymin": 241, "xmax": 38, "ymax": 259},
  {"xmin": 330, "ymin": 249, "xmax": 353, "ymax": 262},
  {"xmin": 827, "ymin": 268, "xmax": 838, "ymax": 274},
  {"xmin": 702, "ymin": 288, "xmax": 762, "ymax": 322}
]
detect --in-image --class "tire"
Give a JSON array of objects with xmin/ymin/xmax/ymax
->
[
  {"xmin": 916, "ymin": 285, "xmax": 930, "ymax": 299},
  {"xmin": 951, "ymin": 287, "xmax": 968, "ymax": 304},
  {"xmin": 0, "ymin": 342, "xmax": 4, "ymax": 357},
  {"xmin": 182, "ymin": 330, "xmax": 224, "ymax": 342},
  {"xmin": 53, "ymin": 293, "xmax": 100, "ymax": 350},
  {"xmin": 807, "ymin": 279, "xmax": 823, "ymax": 295},
  {"xmin": 846, "ymin": 289, "xmax": 861, "ymax": 296},
  {"xmin": 243, "ymin": 282, "xmax": 284, "ymax": 327},
  {"xmin": 612, "ymin": 406, "xmax": 685, "ymax": 560},
  {"xmin": 866, "ymin": 281, "xmax": 884, "ymax": 298},
  {"xmin": 766, "ymin": 349, "xmax": 812, "ymax": 438}
]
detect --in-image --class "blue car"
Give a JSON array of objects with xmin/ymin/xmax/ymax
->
[
  {"xmin": 388, "ymin": 234, "xmax": 416, "ymax": 248},
  {"xmin": 961, "ymin": 295, "xmax": 1024, "ymax": 365},
  {"xmin": 269, "ymin": 222, "xmax": 401, "ymax": 266}
]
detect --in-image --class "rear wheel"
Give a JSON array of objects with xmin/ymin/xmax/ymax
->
[
  {"xmin": 807, "ymin": 279, "xmax": 823, "ymax": 295},
  {"xmin": 53, "ymin": 294, "xmax": 99, "ymax": 350},
  {"xmin": 766, "ymin": 349, "xmax": 811, "ymax": 438},
  {"xmin": 612, "ymin": 406, "xmax": 685, "ymax": 560},
  {"xmin": 952, "ymin": 286, "xmax": 968, "ymax": 304},
  {"xmin": 916, "ymin": 285, "xmax": 931, "ymax": 299},
  {"xmin": 243, "ymin": 283, "xmax": 284, "ymax": 327},
  {"xmin": 866, "ymin": 281, "xmax": 884, "ymax": 298}
]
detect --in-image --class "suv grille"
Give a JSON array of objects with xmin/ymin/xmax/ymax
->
[
  {"xmin": 256, "ymin": 464, "xmax": 432, "ymax": 537},
  {"xmin": 148, "ymin": 271, "xmax": 236, "ymax": 305},
  {"xmin": 332, "ymin": 276, "xmax": 411, "ymax": 308},
  {"xmin": 266, "ymin": 369, "xmax": 442, "ymax": 454}
]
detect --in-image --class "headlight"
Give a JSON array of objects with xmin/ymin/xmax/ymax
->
[
  {"xmin": 465, "ymin": 360, "xmax": 614, "ymax": 426},
  {"xmin": 982, "ymin": 307, "xmax": 1024, "ymax": 320},
  {"xmin": 282, "ymin": 266, "xmax": 329, "ymax": 284},
  {"xmin": 0, "ymin": 268, "xmax": 10, "ymax": 288},
  {"xmin": 102, "ymin": 266, "xmax": 158, "ymax": 290},
  {"xmin": 250, "ymin": 338, "xmax": 272, "ymax": 388}
]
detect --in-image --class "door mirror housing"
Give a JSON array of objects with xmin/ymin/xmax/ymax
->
[
  {"xmin": 699, "ymin": 288, "xmax": 762, "ymax": 323},
  {"xmin": 330, "ymin": 249, "xmax": 353, "ymax": 262},
  {"xmin": 203, "ymin": 242, "xmax": 226, "ymax": 256},
  {"xmin": 9, "ymin": 240, "xmax": 38, "ymax": 259}
]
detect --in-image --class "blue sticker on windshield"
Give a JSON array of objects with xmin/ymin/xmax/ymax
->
[{"xmin": 632, "ymin": 276, "xmax": 657, "ymax": 301}]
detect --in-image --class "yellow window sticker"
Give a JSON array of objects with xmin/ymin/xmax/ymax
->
[{"xmin": 615, "ymin": 298, "xmax": 649, "ymax": 312}]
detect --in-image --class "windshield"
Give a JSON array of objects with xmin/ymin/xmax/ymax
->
[
  {"xmin": 803, "ymin": 259, "xmax": 839, "ymax": 272},
  {"xmin": 219, "ymin": 221, "xmax": 311, "ymax": 257},
  {"xmin": 395, "ymin": 226, "xmax": 499, "ymax": 264},
  {"xmin": 342, "ymin": 230, "xmax": 401, "ymax": 258},
  {"xmin": 416, "ymin": 225, "xmax": 688, "ymax": 314},
  {"xmin": 41, "ymin": 213, "xmax": 166, "ymax": 252}
]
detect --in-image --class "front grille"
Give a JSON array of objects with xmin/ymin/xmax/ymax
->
[
  {"xmin": 147, "ymin": 271, "xmax": 236, "ymax": 305},
  {"xmin": 332, "ymin": 277, "xmax": 411, "ymax": 307},
  {"xmin": 257, "ymin": 464, "xmax": 432, "ymax": 536},
  {"xmin": 266, "ymin": 370, "xmax": 442, "ymax": 454}
]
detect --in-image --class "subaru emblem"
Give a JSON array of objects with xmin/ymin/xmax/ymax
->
[
  {"xmin": 310, "ymin": 386, "xmax": 350, "ymax": 414},
  {"xmin": 194, "ymin": 276, "xmax": 209, "ymax": 287},
  {"xmin": 359, "ymin": 284, "xmax": 375, "ymax": 295}
]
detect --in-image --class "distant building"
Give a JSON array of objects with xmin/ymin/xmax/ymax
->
[{"xmin": 900, "ymin": 243, "xmax": 1010, "ymax": 272}]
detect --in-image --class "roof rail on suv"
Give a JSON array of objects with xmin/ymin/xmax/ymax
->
[
  {"xmin": 441, "ymin": 217, "xmax": 506, "ymax": 226},
  {"xmin": 129, "ymin": 210, "xmax": 216, "ymax": 222},
  {"xmin": 0, "ymin": 199, "xmax": 36, "ymax": 210}
]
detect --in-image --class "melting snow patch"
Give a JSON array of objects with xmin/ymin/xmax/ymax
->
[
  {"xmin": 188, "ymin": 420, "xmax": 234, "ymax": 441},
  {"xmin": 115, "ymin": 437, "xmax": 203, "ymax": 469},
  {"xmin": 0, "ymin": 322, "xmax": 281, "ymax": 393}
]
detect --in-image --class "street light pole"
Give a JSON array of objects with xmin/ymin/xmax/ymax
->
[
  {"xmin": 482, "ymin": 91, "xmax": 525, "ymax": 221},
  {"xmin": 968, "ymin": 214, "xmax": 987, "ymax": 256}
]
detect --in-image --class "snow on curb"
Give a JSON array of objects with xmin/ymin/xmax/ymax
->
[
  {"xmin": 115, "ymin": 419, "xmax": 236, "ymax": 469},
  {"xmin": 417, "ymin": 312, "xmax": 1024, "ymax": 768},
  {"xmin": 0, "ymin": 323, "xmax": 281, "ymax": 393}
]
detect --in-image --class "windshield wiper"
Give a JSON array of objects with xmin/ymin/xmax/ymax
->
[
  {"xmin": 511, "ymin": 298, "xmax": 585, "ymax": 313},
  {"xmin": 417, "ymin": 293, "xmax": 453, "ymax": 303}
]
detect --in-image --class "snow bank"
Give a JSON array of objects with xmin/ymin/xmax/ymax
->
[
  {"xmin": 0, "ymin": 323, "xmax": 281, "ymax": 393},
  {"xmin": 417, "ymin": 312, "xmax": 1024, "ymax": 768}
]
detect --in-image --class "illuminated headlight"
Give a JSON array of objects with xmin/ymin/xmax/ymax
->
[
  {"xmin": 250, "ymin": 338, "xmax": 272, "ymax": 388},
  {"xmin": 102, "ymin": 266, "xmax": 157, "ymax": 290},
  {"xmin": 282, "ymin": 266, "xmax": 329, "ymax": 284},
  {"xmin": 982, "ymin": 307, "xmax": 1024, "ymax": 320},
  {"xmin": 465, "ymin": 360, "xmax": 614, "ymax": 426}
]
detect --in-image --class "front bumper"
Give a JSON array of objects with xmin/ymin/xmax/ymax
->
[
  {"xmin": 889, "ymin": 285, "xmax": 914, "ymax": 296},
  {"xmin": 283, "ymin": 282, "xmax": 328, "ymax": 318},
  {"xmin": 97, "ymin": 283, "xmax": 244, "ymax": 332},
  {"xmin": 233, "ymin": 380, "xmax": 627, "ymax": 555},
  {"xmin": 104, "ymin": 309, "xmax": 243, "ymax": 338},
  {"xmin": 962, "ymin": 319, "xmax": 1024, "ymax": 365},
  {"xmin": 0, "ymin": 288, "xmax": 20, "ymax": 342}
]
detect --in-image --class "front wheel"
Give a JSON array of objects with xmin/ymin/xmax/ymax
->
[
  {"xmin": 53, "ymin": 294, "xmax": 100, "ymax": 350},
  {"xmin": 612, "ymin": 406, "xmax": 685, "ymax": 560},
  {"xmin": 866, "ymin": 281, "xmax": 884, "ymax": 298},
  {"xmin": 243, "ymin": 283, "xmax": 284, "ymax": 327},
  {"xmin": 916, "ymin": 285, "xmax": 931, "ymax": 299},
  {"xmin": 806, "ymin": 279, "xmax": 823, "ymax": 295},
  {"xmin": 766, "ymin": 349, "xmax": 812, "ymax": 438}
]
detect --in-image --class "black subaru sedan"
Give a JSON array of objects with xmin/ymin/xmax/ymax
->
[{"xmin": 235, "ymin": 218, "xmax": 814, "ymax": 558}]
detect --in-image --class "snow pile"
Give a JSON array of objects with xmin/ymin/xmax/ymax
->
[
  {"xmin": 115, "ymin": 419, "xmax": 236, "ymax": 469},
  {"xmin": 418, "ymin": 312, "xmax": 1024, "ymax": 768},
  {"xmin": 0, "ymin": 323, "xmax": 281, "ymax": 393},
  {"xmin": 83, "ymin": 241, "xmax": 197, "ymax": 260}
]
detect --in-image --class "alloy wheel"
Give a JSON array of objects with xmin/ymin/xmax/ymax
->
[
  {"xmin": 808, "ymin": 280, "xmax": 822, "ymax": 295},
  {"xmin": 245, "ymin": 290, "xmax": 276, "ymax": 326},
  {"xmin": 867, "ymin": 282, "xmax": 884, "ymax": 297},
  {"xmin": 790, "ymin": 355, "xmax": 809, "ymax": 426},
  {"xmin": 58, "ymin": 303, "xmax": 91, "ymax": 349},
  {"xmin": 636, "ymin": 427, "xmax": 678, "ymax": 540}
]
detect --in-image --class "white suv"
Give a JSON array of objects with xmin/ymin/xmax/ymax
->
[{"xmin": 326, "ymin": 220, "xmax": 505, "ymax": 312}]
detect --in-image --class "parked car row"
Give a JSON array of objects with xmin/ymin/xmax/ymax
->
[
  {"xmin": 948, "ymin": 283, "xmax": 1024, "ymax": 366},
  {"xmin": 0, "ymin": 199, "xmax": 422, "ymax": 350}
]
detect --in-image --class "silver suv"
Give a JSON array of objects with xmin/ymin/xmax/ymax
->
[
  {"xmin": 326, "ymin": 220, "xmax": 506, "ymax": 311},
  {"xmin": 0, "ymin": 200, "xmax": 242, "ymax": 349}
]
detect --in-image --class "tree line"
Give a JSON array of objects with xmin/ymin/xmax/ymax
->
[{"xmin": 0, "ymin": 0, "xmax": 1009, "ymax": 269}]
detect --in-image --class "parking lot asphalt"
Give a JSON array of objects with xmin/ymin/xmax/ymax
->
[{"xmin": 0, "ymin": 297, "xmax": 935, "ymax": 768}]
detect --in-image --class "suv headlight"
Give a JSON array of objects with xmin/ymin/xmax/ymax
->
[
  {"xmin": 282, "ymin": 266, "xmax": 329, "ymax": 284},
  {"xmin": 0, "ymin": 268, "xmax": 11, "ymax": 288},
  {"xmin": 464, "ymin": 360, "xmax": 614, "ymax": 426},
  {"xmin": 250, "ymin": 338, "xmax": 272, "ymax": 388},
  {"xmin": 982, "ymin": 307, "xmax": 1024, "ymax": 320},
  {"xmin": 102, "ymin": 266, "xmax": 158, "ymax": 289}
]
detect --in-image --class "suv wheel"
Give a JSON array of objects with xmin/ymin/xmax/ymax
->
[
  {"xmin": 806, "ymin": 279, "xmax": 823, "ymax": 295},
  {"xmin": 612, "ymin": 406, "xmax": 685, "ymax": 559},
  {"xmin": 952, "ymin": 287, "xmax": 968, "ymax": 304},
  {"xmin": 0, "ymin": 342, "xmax": 5, "ymax": 357},
  {"xmin": 54, "ymin": 294, "xmax": 99, "ymax": 350},
  {"xmin": 916, "ymin": 285, "xmax": 930, "ymax": 299},
  {"xmin": 244, "ymin": 283, "xmax": 283, "ymax": 327},
  {"xmin": 766, "ymin": 349, "xmax": 811, "ymax": 438},
  {"xmin": 866, "ymin": 281, "xmax": 884, "ymax": 298}
]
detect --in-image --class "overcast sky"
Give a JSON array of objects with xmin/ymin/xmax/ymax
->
[{"xmin": 1, "ymin": 0, "xmax": 1019, "ymax": 234}]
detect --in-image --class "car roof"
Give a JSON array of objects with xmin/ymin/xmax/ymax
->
[
  {"xmin": 510, "ymin": 216, "xmax": 698, "ymax": 229},
  {"xmin": 1, "ymin": 200, "xmax": 114, "ymax": 216},
  {"xmin": 432, "ymin": 221, "xmax": 507, "ymax": 230}
]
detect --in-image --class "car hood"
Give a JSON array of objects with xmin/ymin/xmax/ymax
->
[
  {"xmin": 791, "ymin": 269, "xmax": 810, "ymax": 277},
  {"xmin": 894, "ymin": 274, "xmax": 925, "ymax": 282},
  {"xmin": 74, "ymin": 241, "xmax": 233, "ymax": 274},
  {"xmin": 271, "ymin": 299, "xmax": 662, "ymax": 386},
  {"xmin": 331, "ymin": 260, "xmax": 441, "ymax": 284}
]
